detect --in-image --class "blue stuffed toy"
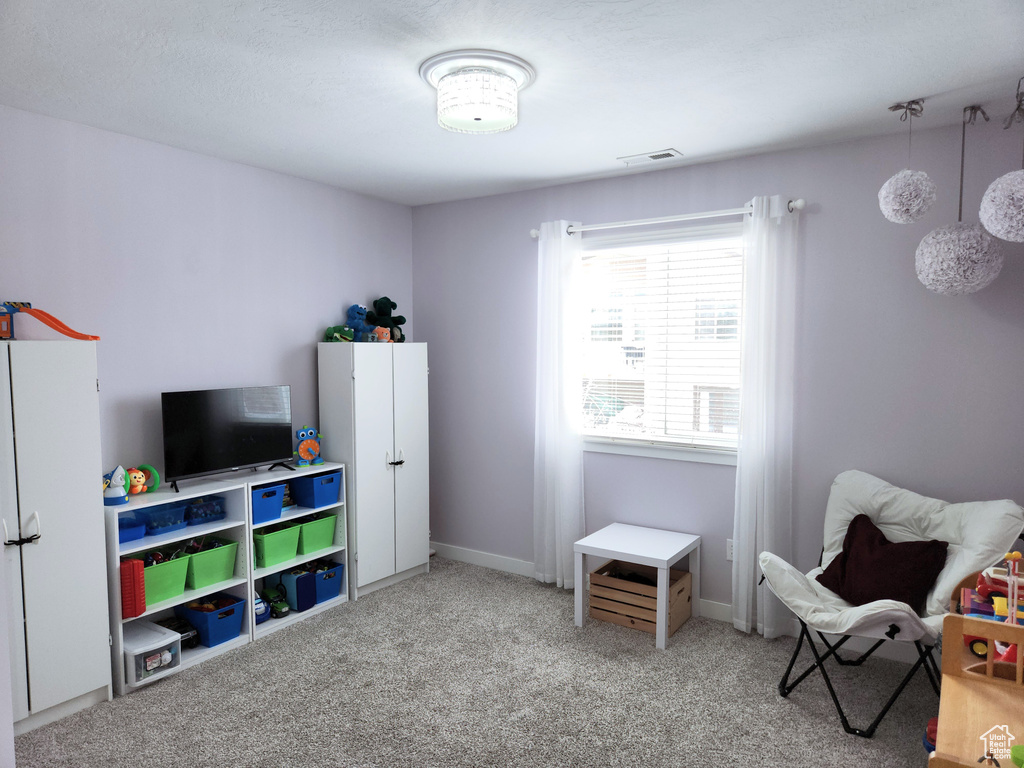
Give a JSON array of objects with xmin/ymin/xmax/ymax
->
[{"xmin": 346, "ymin": 304, "xmax": 377, "ymax": 342}]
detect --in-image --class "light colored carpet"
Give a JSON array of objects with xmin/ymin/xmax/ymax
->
[{"xmin": 16, "ymin": 557, "xmax": 936, "ymax": 767}]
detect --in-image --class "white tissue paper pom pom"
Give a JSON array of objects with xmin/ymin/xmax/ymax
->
[
  {"xmin": 879, "ymin": 169, "xmax": 937, "ymax": 223},
  {"xmin": 980, "ymin": 169, "xmax": 1024, "ymax": 242},
  {"xmin": 915, "ymin": 223, "xmax": 1003, "ymax": 295}
]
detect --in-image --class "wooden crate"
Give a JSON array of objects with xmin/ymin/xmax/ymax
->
[{"xmin": 588, "ymin": 559, "xmax": 692, "ymax": 637}]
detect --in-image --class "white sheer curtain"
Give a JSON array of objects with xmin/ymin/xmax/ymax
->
[
  {"xmin": 533, "ymin": 220, "xmax": 585, "ymax": 589},
  {"xmin": 732, "ymin": 195, "xmax": 798, "ymax": 638}
]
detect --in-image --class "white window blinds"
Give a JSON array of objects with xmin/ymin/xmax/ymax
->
[{"xmin": 580, "ymin": 224, "xmax": 744, "ymax": 450}]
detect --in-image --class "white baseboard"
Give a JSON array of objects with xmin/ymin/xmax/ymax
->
[
  {"xmin": 354, "ymin": 563, "xmax": 429, "ymax": 600},
  {"xmin": 429, "ymin": 542, "xmax": 536, "ymax": 578},
  {"xmin": 699, "ymin": 599, "xmax": 732, "ymax": 623},
  {"xmin": 14, "ymin": 687, "xmax": 110, "ymax": 735}
]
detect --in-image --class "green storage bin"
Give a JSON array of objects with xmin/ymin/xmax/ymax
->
[
  {"xmin": 297, "ymin": 514, "xmax": 336, "ymax": 555},
  {"xmin": 185, "ymin": 538, "xmax": 238, "ymax": 590},
  {"xmin": 130, "ymin": 554, "xmax": 190, "ymax": 607},
  {"xmin": 253, "ymin": 524, "xmax": 300, "ymax": 568}
]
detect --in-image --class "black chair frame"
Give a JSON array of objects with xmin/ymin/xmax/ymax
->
[{"xmin": 778, "ymin": 618, "xmax": 942, "ymax": 738}]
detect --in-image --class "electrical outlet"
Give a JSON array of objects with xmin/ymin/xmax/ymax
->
[{"xmin": 726, "ymin": 539, "xmax": 733, "ymax": 561}]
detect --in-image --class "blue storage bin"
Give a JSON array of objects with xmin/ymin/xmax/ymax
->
[
  {"xmin": 313, "ymin": 561, "xmax": 345, "ymax": 604},
  {"xmin": 118, "ymin": 512, "xmax": 146, "ymax": 543},
  {"xmin": 185, "ymin": 495, "xmax": 225, "ymax": 526},
  {"xmin": 251, "ymin": 484, "xmax": 286, "ymax": 524},
  {"xmin": 265, "ymin": 569, "xmax": 316, "ymax": 613},
  {"xmin": 291, "ymin": 471, "xmax": 341, "ymax": 509},
  {"xmin": 142, "ymin": 502, "xmax": 188, "ymax": 536},
  {"xmin": 174, "ymin": 593, "xmax": 246, "ymax": 647}
]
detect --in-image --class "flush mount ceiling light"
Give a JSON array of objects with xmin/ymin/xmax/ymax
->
[{"xmin": 419, "ymin": 49, "xmax": 535, "ymax": 134}]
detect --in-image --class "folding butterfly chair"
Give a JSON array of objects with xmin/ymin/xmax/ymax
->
[{"xmin": 759, "ymin": 470, "xmax": 1023, "ymax": 737}]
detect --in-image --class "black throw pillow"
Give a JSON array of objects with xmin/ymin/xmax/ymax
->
[{"xmin": 816, "ymin": 514, "xmax": 949, "ymax": 613}]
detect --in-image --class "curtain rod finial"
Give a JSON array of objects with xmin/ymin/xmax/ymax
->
[{"xmin": 788, "ymin": 199, "xmax": 806, "ymax": 213}]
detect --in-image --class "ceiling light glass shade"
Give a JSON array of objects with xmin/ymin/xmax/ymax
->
[
  {"xmin": 436, "ymin": 67, "xmax": 517, "ymax": 134},
  {"xmin": 420, "ymin": 50, "xmax": 534, "ymax": 135}
]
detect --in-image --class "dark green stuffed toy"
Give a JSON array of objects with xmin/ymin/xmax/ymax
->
[{"xmin": 365, "ymin": 297, "xmax": 406, "ymax": 343}]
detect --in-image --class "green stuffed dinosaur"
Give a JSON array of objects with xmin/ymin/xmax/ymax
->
[{"xmin": 323, "ymin": 325, "xmax": 354, "ymax": 342}]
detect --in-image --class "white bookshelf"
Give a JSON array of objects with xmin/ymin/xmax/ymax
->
[{"xmin": 105, "ymin": 462, "xmax": 348, "ymax": 695}]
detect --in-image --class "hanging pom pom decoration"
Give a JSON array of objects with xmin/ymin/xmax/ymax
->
[
  {"xmin": 915, "ymin": 223, "xmax": 1003, "ymax": 295},
  {"xmin": 981, "ymin": 171, "xmax": 1024, "ymax": 241},
  {"xmin": 917, "ymin": 106, "xmax": 1003, "ymax": 295},
  {"xmin": 879, "ymin": 170, "xmax": 937, "ymax": 223},
  {"xmin": 879, "ymin": 100, "xmax": 936, "ymax": 223},
  {"xmin": 979, "ymin": 76, "xmax": 1024, "ymax": 242}
]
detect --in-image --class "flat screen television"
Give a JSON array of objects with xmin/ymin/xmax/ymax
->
[{"xmin": 161, "ymin": 385, "xmax": 293, "ymax": 484}]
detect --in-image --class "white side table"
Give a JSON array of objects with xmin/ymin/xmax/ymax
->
[{"xmin": 574, "ymin": 523, "xmax": 701, "ymax": 650}]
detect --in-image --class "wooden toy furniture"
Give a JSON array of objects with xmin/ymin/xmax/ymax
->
[{"xmin": 928, "ymin": 611, "xmax": 1023, "ymax": 767}]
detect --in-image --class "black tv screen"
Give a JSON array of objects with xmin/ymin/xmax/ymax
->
[{"xmin": 161, "ymin": 385, "xmax": 293, "ymax": 483}]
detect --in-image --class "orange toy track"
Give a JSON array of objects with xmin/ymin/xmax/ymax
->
[
  {"xmin": 21, "ymin": 307, "xmax": 99, "ymax": 340},
  {"xmin": 0, "ymin": 303, "xmax": 99, "ymax": 341}
]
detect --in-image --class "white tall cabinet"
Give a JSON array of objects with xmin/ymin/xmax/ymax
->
[
  {"xmin": 318, "ymin": 343, "xmax": 429, "ymax": 597},
  {"xmin": 0, "ymin": 341, "xmax": 111, "ymax": 728}
]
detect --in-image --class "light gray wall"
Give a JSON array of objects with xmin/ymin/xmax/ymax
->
[
  {"xmin": 0, "ymin": 104, "xmax": 414, "ymax": 470},
  {"xmin": 412, "ymin": 120, "xmax": 1024, "ymax": 605},
  {"xmin": 4, "ymin": 101, "xmax": 1023, "ymax": 609}
]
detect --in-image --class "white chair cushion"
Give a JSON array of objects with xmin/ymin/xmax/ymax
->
[
  {"xmin": 759, "ymin": 551, "xmax": 939, "ymax": 642},
  {"xmin": 821, "ymin": 470, "xmax": 1024, "ymax": 619},
  {"xmin": 759, "ymin": 471, "xmax": 1023, "ymax": 644}
]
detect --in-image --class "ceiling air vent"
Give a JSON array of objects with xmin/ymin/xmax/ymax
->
[{"xmin": 617, "ymin": 148, "xmax": 683, "ymax": 167}]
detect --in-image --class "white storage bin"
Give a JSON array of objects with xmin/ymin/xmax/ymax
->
[{"xmin": 123, "ymin": 620, "xmax": 181, "ymax": 687}]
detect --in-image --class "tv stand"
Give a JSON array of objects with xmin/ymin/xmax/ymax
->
[
  {"xmin": 267, "ymin": 462, "xmax": 295, "ymax": 472},
  {"xmin": 106, "ymin": 462, "xmax": 348, "ymax": 696}
]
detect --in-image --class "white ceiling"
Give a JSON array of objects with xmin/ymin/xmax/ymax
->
[{"xmin": 1, "ymin": 1, "xmax": 1022, "ymax": 206}]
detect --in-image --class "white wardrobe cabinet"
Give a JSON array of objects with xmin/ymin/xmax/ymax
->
[
  {"xmin": 318, "ymin": 343, "xmax": 429, "ymax": 597},
  {"xmin": 1, "ymin": 341, "xmax": 111, "ymax": 729}
]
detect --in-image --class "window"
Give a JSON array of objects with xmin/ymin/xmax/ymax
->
[
  {"xmin": 579, "ymin": 225, "xmax": 743, "ymax": 451},
  {"xmin": 695, "ymin": 300, "xmax": 739, "ymax": 341}
]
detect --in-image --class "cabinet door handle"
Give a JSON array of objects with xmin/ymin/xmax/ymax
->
[
  {"xmin": 387, "ymin": 450, "xmax": 405, "ymax": 467},
  {"xmin": 2, "ymin": 515, "xmax": 40, "ymax": 547}
]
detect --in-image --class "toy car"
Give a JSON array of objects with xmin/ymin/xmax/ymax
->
[
  {"xmin": 976, "ymin": 566, "xmax": 1010, "ymax": 601},
  {"xmin": 963, "ymin": 626, "xmax": 990, "ymax": 658},
  {"xmin": 262, "ymin": 586, "xmax": 289, "ymax": 619},
  {"xmin": 253, "ymin": 593, "xmax": 270, "ymax": 624},
  {"xmin": 963, "ymin": 604, "xmax": 1024, "ymax": 659},
  {"xmin": 962, "ymin": 612, "xmax": 995, "ymax": 658}
]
